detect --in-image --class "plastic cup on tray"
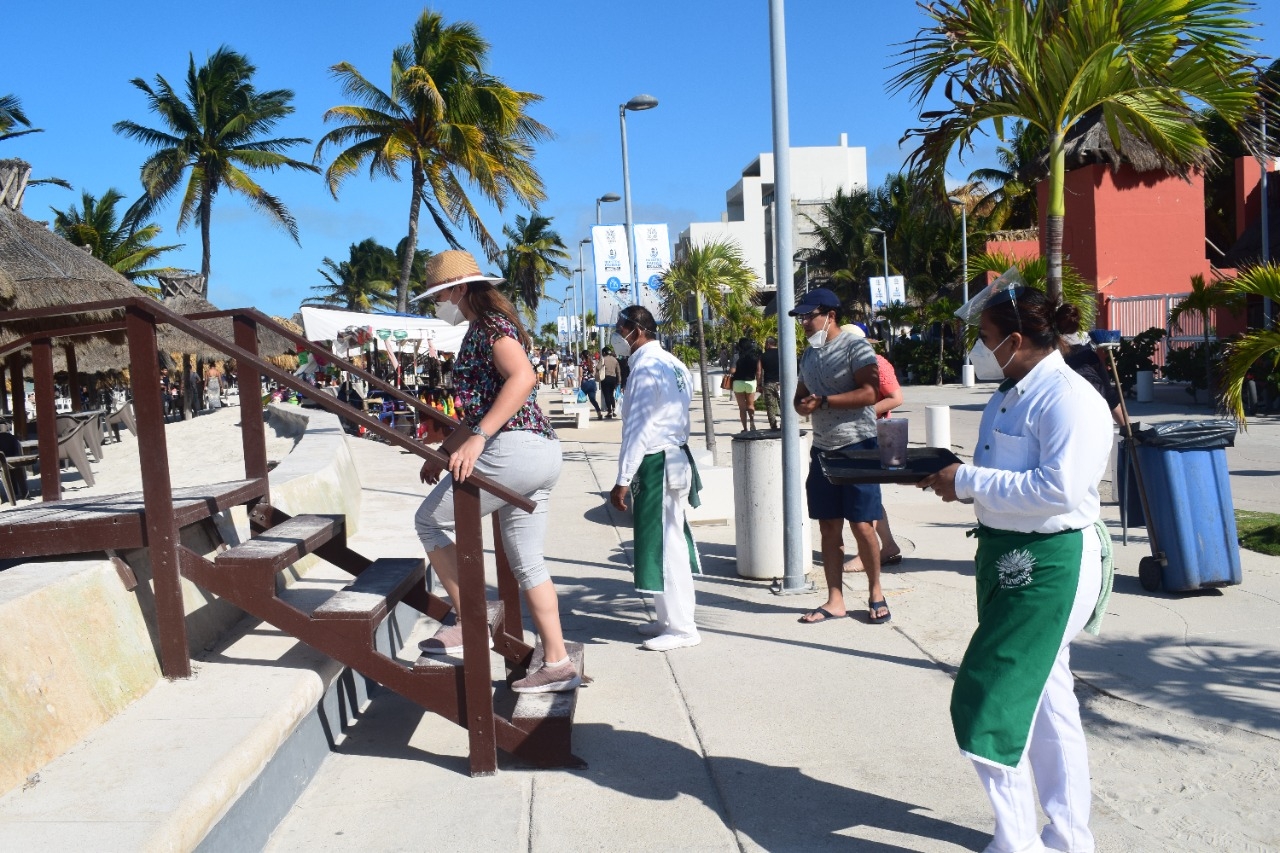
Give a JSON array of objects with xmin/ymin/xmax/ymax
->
[{"xmin": 877, "ymin": 418, "xmax": 907, "ymax": 470}]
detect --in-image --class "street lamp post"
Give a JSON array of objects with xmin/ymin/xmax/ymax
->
[
  {"xmin": 620, "ymin": 94, "xmax": 658, "ymax": 306},
  {"xmin": 579, "ymin": 237, "xmax": 592, "ymax": 355},
  {"xmin": 563, "ymin": 285, "xmax": 577, "ymax": 365},
  {"xmin": 948, "ymin": 197, "xmax": 975, "ymax": 386},
  {"xmin": 868, "ymin": 226, "xmax": 888, "ymax": 329},
  {"xmin": 596, "ymin": 192, "xmax": 621, "ymax": 226}
]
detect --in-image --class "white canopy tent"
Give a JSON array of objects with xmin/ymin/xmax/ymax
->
[{"xmin": 299, "ymin": 306, "xmax": 468, "ymax": 359}]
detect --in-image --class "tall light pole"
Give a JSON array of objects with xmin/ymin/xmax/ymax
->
[
  {"xmin": 596, "ymin": 192, "xmax": 621, "ymax": 226},
  {"xmin": 868, "ymin": 226, "xmax": 888, "ymax": 325},
  {"xmin": 579, "ymin": 237, "xmax": 592, "ymax": 354},
  {"xmin": 620, "ymin": 94, "xmax": 658, "ymax": 306},
  {"xmin": 948, "ymin": 197, "xmax": 975, "ymax": 385},
  {"xmin": 1261, "ymin": 82, "xmax": 1272, "ymax": 328},
  {"xmin": 563, "ymin": 285, "xmax": 577, "ymax": 365},
  {"xmin": 768, "ymin": 0, "xmax": 811, "ymax": 594}
]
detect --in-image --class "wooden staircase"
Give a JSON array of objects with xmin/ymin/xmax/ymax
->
[
  {"xmin": 1, "ymin": 299, "xmax": 583, "ymax": 777},
  {"xmin": 178, "ymin": 504, "xmax": 586, "ymax": 776}
]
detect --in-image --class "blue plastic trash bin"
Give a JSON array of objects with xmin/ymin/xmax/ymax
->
[{"xmin": 1131, "ymin": 420, "xmax": 1241, "ymax": 592}]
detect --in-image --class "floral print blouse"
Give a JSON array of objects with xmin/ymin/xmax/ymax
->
[{"xmin": 454, "ymin": 313, "xmax": 557, "ymax": 441}]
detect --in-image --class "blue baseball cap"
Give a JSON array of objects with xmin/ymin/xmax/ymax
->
[{"xmin": 789, "ymin": 287, "xmax": 841, "ymax": 316}]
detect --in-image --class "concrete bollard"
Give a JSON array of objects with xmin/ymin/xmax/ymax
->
[
  {"xmin": 1136, "ymin": 370, "xmax": 1154, "ymax": 403},
  {"xmin": 925, "ymin": 405, "xmax": 951, "ymax": 449},
  {"xmin": 731, "ymin": 429, "xmax": 813, "ymax": 579},
  {"xmin": 961, "ymin": 363, "xmax": 976, "ymax": 387}
]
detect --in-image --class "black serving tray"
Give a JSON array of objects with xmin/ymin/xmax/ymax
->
[{"xmin": 818, "ymin": 447, "xmax": 963, "ymax": 485}]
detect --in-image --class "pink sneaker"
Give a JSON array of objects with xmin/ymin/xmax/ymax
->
[
  {"xmin": 418, "ymin": 623, "xmax": 493, "ymax": 655},
  {"xmin": 511, "ymin": 658, "xmax": 582, "ymax": 693}
]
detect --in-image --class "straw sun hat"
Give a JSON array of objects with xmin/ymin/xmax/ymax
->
[{"xmin": 413, "ymin": 249, "xmax": 504, "ymax": 302}]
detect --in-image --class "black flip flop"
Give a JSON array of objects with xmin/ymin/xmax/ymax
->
[
  {"xmin": 798, "ymin": 607, "xmax": 842, "ymax": 624},
  {"xmin": 868, "ymin": 600, "xmax": 892, "ymax": 624}
]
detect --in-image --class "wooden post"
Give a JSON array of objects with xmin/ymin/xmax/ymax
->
[
  {"xmin": 125, "ymin": 306, "xmax": 190, "ymax": 678},
  {"xmin": 66, "ymin": 344, "xmax": 81, "ymax": 413},
  {"xmin": 8, "ymin": 355, "xmax": 26, "ymax": 438},
  {"xmin": 454, "ymin": 481, "xmax": 497, "ymax": 777},
  {"xmin": 233, "ymin": 315, "xmax": 269, "ymax": 497},
  {"xmin": 31, "ymin": 339, "xmax": 60, "ymax": 501}
]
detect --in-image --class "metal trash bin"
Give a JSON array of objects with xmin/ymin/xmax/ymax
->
[
  {"xmin": 732, "ymin": 429, "xmax": 812, "ymax": 579},
  {"xmin": 1126, "ymin": 419, "xmax": 1241, "ymax": 592}
]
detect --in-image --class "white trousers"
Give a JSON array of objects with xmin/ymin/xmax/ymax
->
[
  {"xmin": 974, "ymin": 525, "xmax": 1102, "ymax": 853},
  {"xmin": 650, "ymin": 464, "xmax": 698, "ymax": 640}
]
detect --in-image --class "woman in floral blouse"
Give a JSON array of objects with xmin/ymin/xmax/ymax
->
[{"xmin": 413, "ymin": 250, "xmax": 579, "ymax": 694}]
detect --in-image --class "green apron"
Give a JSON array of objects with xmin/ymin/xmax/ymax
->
[
  {"xmin": 630, "ymin": 446, "xmax": 702, "ymax": 593},
  {"xmin": 951, "ymin": 524, "xmax": 1084, "ymax": 767}
]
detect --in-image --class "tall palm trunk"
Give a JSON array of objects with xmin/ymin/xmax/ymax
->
[
  {"xmin": 199, "ymin": 193, "xmax": 213, "ymax": 294},
  {"xmin": 398, "ymin": 167, "xmax": 425, "ymax": 314},
  {"xmin": 694, "ymin": 294, "xmax": 719, "ymax": 467},
  {"xmin": 1045, "ymin": 134, "xmax": 1066, "ymax": 306}
]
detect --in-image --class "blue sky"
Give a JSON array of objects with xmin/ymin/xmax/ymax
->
[{"xmin": 5, "ymin": 1, "xmax": 1279, "ymax": 333}]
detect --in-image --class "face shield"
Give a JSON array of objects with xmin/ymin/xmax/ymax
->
[{"xmin": 954, "ymin": 266, "xmax": 1027, "ymax": 327}]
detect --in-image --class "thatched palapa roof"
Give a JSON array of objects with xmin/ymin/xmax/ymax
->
[{"xmin": 1058, "ymin": 110, "xmax": 1215, "ymax": 177}]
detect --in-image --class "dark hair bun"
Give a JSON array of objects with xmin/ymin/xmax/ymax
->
[{"xmin": 1054, "ymin": 303, "xmax": 1082, "ymax": 336}]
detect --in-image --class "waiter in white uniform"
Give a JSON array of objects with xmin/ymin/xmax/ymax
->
[
  {"xmin": 920, "ymin": 279, "xmax": 1113, "ymax": 853},
  {"xmin": 609, "ymin": 305, "xmax": 703, "ymax": 652}
]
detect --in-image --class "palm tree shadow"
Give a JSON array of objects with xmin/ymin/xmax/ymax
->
[{"xmin": 572, "ymin": 723, "xmax": 989, "ymax": 851}]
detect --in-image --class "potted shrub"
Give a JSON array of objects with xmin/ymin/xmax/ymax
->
[{"xmin": 1115, "ymin": 327, "xmax": 1166, "ymax": 399}]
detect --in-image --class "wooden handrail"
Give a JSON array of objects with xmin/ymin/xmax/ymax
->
[{"xmin": 0, "ymin": 297, "xmax": 534, "ymax": 513}]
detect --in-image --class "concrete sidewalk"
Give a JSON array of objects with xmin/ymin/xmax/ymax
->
[{"xmin": 267, "ymin": 381, "xmax": 1280, "ymax": 852}]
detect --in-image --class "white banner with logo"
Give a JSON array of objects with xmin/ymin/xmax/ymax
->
[
  {"xmin": 888, "ymin": 275, "xmax": 906, "ymax": 306},
  {"xmin": 591, "ymin": 225, "xmax": 631, "ymax": 325},
  {"xmin": 632, "ymin": 223, "xmax": 670, "ymax": 314},
  {"xmin": 869, "ymin": 276, "xmax": 888, "ymax": 313}
]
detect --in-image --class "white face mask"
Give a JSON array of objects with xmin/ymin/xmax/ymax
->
[
  {"xmin": 610, "ymin": 329, "xmax": 634, "ymax": 358},
  {"xmin": 435, "ymin": 289, "xmax": 465, "ymax": 326},
  {"xmin": 968, "ymin": 333, "xmax": 1014, "ymax": 381},
  {"xmin": 806, "ymin": 316, "xmax": 830, "ymax": 349}
]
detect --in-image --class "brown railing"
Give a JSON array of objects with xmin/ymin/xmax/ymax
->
[{"xmin": 0, "ymin": 297, "xmax": 532, "ymax": 683}]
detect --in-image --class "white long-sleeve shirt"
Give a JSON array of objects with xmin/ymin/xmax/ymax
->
[
  {"xmin": 616, "ymin": 341, "xmax": 693, "ymax": 487},
  {"xmin": 954, "ymin": 349, "xmax": 1112, "ymax": 533}
]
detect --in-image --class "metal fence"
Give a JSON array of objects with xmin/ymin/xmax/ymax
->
[{"xmin": 1107, "ymin": 293, "xmax": 1208, "ymax": 368}]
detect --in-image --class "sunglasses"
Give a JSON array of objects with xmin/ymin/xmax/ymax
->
[{"xmin": 795, "ymin": 308, "xmax": 830, "ymax": 322}]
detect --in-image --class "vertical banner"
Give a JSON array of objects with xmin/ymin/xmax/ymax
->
[
  {"xmin": 632, "ymin": 223, "xmax": 671, "ymax": 316},
  {"xmin": 869, "ymin": 276, "xmax": 888, "ymax": 314},
  {"xmin": 591, "ymin": 225, "xmax": 631, "ymax": 326},
  {"xmin": 556, "ymin": 316, "xmax": 569, "ymax": 344},
  {"xmin": 887, "ymin": 275, "xmax": 906, "ymax": 306}
]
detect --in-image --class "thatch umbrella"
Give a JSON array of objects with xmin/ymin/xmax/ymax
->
[{"xmin": 1059, "ymin": 110, "xmax": 1215, "ymax": 176}]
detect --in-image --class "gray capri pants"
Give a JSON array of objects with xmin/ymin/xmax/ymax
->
[{"xmin": 414, "ymin": 429, "xmax": 562, "ymax": 591}]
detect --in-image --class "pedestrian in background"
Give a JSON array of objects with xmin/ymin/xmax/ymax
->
[
  {"xmin": 599, "ymin": 347, "xmax": 622, "ymax": 418},
  {"xmin": 760, "ymin": 336, "xmax": 781, "ymax": 430},
  {"xmin": 731, "ymin": 337, "xmax": 763, "ymax": 433}
]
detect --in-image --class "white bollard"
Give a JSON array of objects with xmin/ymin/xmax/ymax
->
[
  {"xmin": 1136, "ymin": 370, "xmax": 1154, "ymax": 403},
  {"xmin": 925, "ymin": 405, "xmax": 951, "ymax": 449},
  {"xmin": 961, "ymin": 363, "xmax": 976, "ymax": 387}
]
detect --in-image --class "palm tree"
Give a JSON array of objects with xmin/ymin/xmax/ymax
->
[
  {"xmin": 0, "ymin": 94, "xmax": 40, "ymax": 142},
  {"xmin": 50, "ymin": 188, "xmax": 182, "ymax": 284},
  {"xmin": 891, "ymin": 0, "xmax": 1259, "ymax": 304},
  {"xmin": 114, "ymin": 46, "xmax": 319, "ymax": 291},
  {"xmin": 315, "ymin": 9, "xmax": 551, "ymax": 313},
  {"xmin": 501, "ymin": 212, "xmax": 571, "ymax": 319},
  {"xmin": 1168, "ymin": 273, "xmax": 1244, "ymax": 398},
  {"xmin": 800, "ymin": 186, "xmax": 880, "ymax": 307},
  {"xmin": 967, "ymin": 121, "xmax": 1046, "ymax": 231},
  {"xmin": 660, "ymin": 238, "xmax": 759, "ymax": 465},
  {"xmin": 877, "ymin": 301, "xmax": 917, "ymax": 350},
  {"xmin": 920, "ymin": 298, "xmax": 961, "ymax": 384},
  {"xmin": 1221, "ymin": 264, "xmax": 1280, "ymax": 422},
  {"xmin": 302, "ymin": 238, "xmax": 397, "ymax": 311}
]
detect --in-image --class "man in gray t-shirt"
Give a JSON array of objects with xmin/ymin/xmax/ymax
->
[{"xmin": 790, "ymin": 288, "xmax": 889, "ymax": 626}]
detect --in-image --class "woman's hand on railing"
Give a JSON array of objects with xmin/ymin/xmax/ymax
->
[{"xmin": 447, "ymin": 434, "xmax": 486, "ymax": 484}]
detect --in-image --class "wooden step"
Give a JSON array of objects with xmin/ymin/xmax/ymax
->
[
  {"xmin": 311, "ymin": 558, "xmax": 425, "ymax": 626},
  {"xmin": 493, "ymin": 640, "xmax": 586, "ymax": 769},
  {"xmin": 216, "ymin": 514, "xmax": 345, "ymax": 575},
  {"xmin": 412, "ymin": 601, "xmax": 506, "ymax": 672},
  {"xmin": 510, "ymin": 641, "xmax": 585, "ymax": 726}
]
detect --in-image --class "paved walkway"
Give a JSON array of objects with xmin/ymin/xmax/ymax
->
[{"xmin": 267, "ymin": 380, "xmax": 1280, "ymax": 852}]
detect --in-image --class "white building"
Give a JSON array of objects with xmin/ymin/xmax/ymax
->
[{"xmin": 677, "ymin": 133, "xmax": 868, "ymax": 292}]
